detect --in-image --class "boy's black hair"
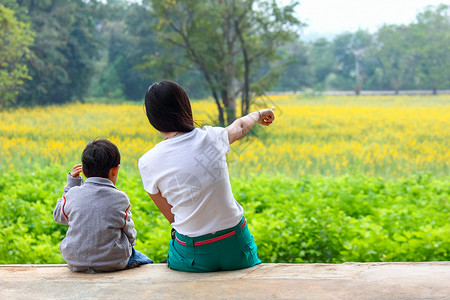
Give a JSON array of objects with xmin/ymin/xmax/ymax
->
[
  {"xmin": 82, "ymin": 139, "xmax": 120, "ymax": 178},
  {"xmin": 145, "ymin": 80, "xmax": 195, "ymax": 133}
]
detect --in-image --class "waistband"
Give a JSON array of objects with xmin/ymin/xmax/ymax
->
[{"xmin": 175, "ymin": 217, "xmax": 246, "ymax": 247}]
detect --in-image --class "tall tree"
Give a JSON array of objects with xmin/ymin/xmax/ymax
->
[
  {"xmin": 10, "ymin": 0, "xmax": 98, "ymax": 105},
  {"xmin": 0, "ymin": 4, "xmax": 34, "ymax": 108},
  {"xmin": 309, "ymin": 38, "xmax": 336, "ymax": 89},
  {"xmin": 409, "ymin": 4, "xmax": 450, "ymax": 94},
  {"xmin": 121, "ymin": 2, "xmax": 162, "ymax": 100},
  {"xmin": 233, "ymin": 0, "xmax": 301, "ymax": 115},
  {"xmin": 333, "ymin": 30, "xmax": 373, "ymax": 95},
  {"xmin": 375, "ymin": 25, "xmax": 413, "ymax": 94},
  {"xmin": 88, "ymin": 0, "xmax": 156, "ymax": 100},
  {"xmin": 273, "ymin": 41, "xmax": 312, "ymax": 92},
  {"xmin": 145, "ymin": 0, "xmax": 301, "ymax": 126}
]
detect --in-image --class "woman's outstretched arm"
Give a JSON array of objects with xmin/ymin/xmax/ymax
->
[{"xmin": 226, "ymin": 107, "xmax": 275, "ymax": 144}]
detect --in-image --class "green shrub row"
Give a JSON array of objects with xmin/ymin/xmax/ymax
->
[
  {"xmin": 1, "ymin": 166, "xmax": 448, "ymax": 264},
  {"xmin": 234, "ymin": 174, "xmax": 449, "ymax": 263}
]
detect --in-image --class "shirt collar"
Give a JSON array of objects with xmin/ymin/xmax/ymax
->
[{"xmin": 84, "ymin": 177, "xmax": 116, "ymax": 188}]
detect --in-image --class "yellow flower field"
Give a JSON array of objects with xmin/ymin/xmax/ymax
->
[{"xmin": 1, "ymin": 94, "xmax": 449, "ymax": 178}]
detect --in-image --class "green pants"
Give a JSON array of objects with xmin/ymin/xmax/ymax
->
[{"xmin": 167, "ymin": 217, "xmax": 262, "ymax": 272}]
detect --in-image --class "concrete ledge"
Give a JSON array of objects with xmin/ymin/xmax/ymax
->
[{"xmin": 1, "ymin": 262, "xmax": 449, "ymax": 299}]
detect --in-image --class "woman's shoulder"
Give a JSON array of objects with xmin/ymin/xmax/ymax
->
[
  {"xmin": 199, "ymin": 125, "xmax": 228, "ymax": 139},
  {"xmin": 200, "ymin": 125, "xmax": 224, "ymax": 132},
  {"xmin": 138, "ymin": 146, "xmax": 160, "ymax": 171},
  {"xmin": 201, "ymin": 125, "xmax": 229, "ymax": 145},
  {"xmin": 138, "ymin": 137, "xmax": 177, "ymax": 169}
]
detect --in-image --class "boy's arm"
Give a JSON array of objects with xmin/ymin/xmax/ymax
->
[
  {"xmin": 121, "ymin": 196, "xmax": 137, "ymax": 246},
  {"xmin": 53, "ymin": 165, "xmax": 83, "ymax": 225},
  {"xmin": 123, "ymin": 207, "xmax": 137, "ymax": 246},
  {"xmin": 226, "ymin": 107, "xmax": 275, "ymax": 144}
]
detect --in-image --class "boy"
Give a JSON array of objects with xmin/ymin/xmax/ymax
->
[{"xmin": 53, "ymin": 139, "xmax": 152, "ymax": 272}]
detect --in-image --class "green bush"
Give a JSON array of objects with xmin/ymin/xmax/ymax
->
[
  {"xmin": 234, "ymin": 174, "xmax": 449, "ymax": 263},
  {"xmin": 1, "ymin": 166, "xmax": 448, "ymax": 264}
]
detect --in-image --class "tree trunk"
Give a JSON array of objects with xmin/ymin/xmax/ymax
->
[
  {"xmin": 354, "ymin": 57, "xmax": 361, "ymax": 96},
  {"xmin": 212, "ymin": 90, "xmax": 225, "ymax": 126},
  {"xmin": 241, "ymin": 43, "xmax": 250, "ymax": 116},
  {"xmin": 235, "ymin": 16, "xmax": 250, "ymax": 116},
  {"xmin": 226, "ymin": 101, "xmax": 235, "ymax": 125},
  {"xmin": 221, "ymin": 89, "xmax": 236, "ymax": 125},
  {"xmin": 228, "ymin": 64, "xmax": 236, "ymax": 124}
]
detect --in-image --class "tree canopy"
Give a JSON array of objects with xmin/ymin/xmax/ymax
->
[
  {"xmin": 0, "ymin": 1, "xmax": 449, "ymax": 111},
  {"xmin": 0, "ymin": 4, "xmax": 34, "ymax": 108},
  {"xmin": 144, "ymin": 0, "xmax": 302, "ymax": 125}
]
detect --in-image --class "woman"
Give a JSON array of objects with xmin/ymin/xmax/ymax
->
[{"xmin": 138, "ymin": 80, "xmax": 275, "ymax": 272}]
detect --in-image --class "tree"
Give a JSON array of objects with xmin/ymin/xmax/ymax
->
[
  {"xmin": 0, "ymin": 4, "xmax": 34, "ymax": 108},
  {"xmin": 233, "ymin": 0, "xmax": 301, "ymax": 116},
  {"xmin": 333, "ymin": 30, "xmax": 373, "ymax": 95},
  {"xmin": 309, "ymin": 38, "xmax": 336, "ymax": 90},
  {"xmin": 121, "ymin": 2, "xmax": 165, "ymax": 100},
  {"xmin": 375, "ymin": 25, "xmax": 413, "ymax": 94},
  {"xmin": 87, "ymin": 1, "xmax": 157, "ymax": 100},
  {"xmin": 8, "ymin": 0, "xmax": 98, "ymax": 105},
  {"xmin": 273, "ymin": 41, "xmax": 313, "ymax": 92},
  {"xmin": 410, "ymin": 4, "xmax": 450, "ymax": 94},
  {"xmin": 144, "ymin": 0, "xmax": 301, "ymax": 125}
]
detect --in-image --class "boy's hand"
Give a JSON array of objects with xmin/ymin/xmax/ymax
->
[
  {"xmin": 70, "ymin": 164, "xmax": 83, "ymax": 178},
  {"xmin": 257, "ymin": 107, "xmax": 275, "ymax": 126}
]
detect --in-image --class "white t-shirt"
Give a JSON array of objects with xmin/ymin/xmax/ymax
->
[{"xmin": 138, "ymin": 126, "xmax": 244, "ymax": 237}]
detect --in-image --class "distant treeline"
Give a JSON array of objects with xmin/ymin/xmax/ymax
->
[
  {"xmin": 275, "ymin": 4, "xmax": 450, "ymax": 96},
  {"xmin": 0, "ymin": 0, "xmax": 449, "ymax": 108}
]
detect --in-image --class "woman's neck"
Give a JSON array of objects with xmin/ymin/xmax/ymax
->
[{"xmin": 161, "ymin": 131, "xmax": 182, "ymax": 140}]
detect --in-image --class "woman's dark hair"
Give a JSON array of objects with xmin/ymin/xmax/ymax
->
[
  {"xmin": 82, "ymin": 139, "xmax": 120, "ymax": 178},
  {"xmin": 144, "ymin": 80, "xmax": 195, "ymax": 132}
]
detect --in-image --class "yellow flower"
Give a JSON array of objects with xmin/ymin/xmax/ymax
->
[{"xmin": 0, "ymin": 95, "xmax": 449, "ymax": 178}]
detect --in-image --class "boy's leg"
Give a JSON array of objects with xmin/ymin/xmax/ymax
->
[{"xmin": 126, "ymin": 247, "xmax": 153, "ymax": 269}]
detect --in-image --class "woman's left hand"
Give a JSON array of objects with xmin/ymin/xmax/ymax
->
[{"xmin": 257, "ymin": 107, "xmax": 275, "ymax": 126}]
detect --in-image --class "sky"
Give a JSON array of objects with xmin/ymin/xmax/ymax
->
[{"xmin": 294, "ymin": 0, "xmax": 449, "ymax": 40}]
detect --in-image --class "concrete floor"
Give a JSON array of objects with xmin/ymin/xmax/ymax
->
[{"xmin": 1, "ymin": 262, "xmax": 449, "ymax": 299}]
